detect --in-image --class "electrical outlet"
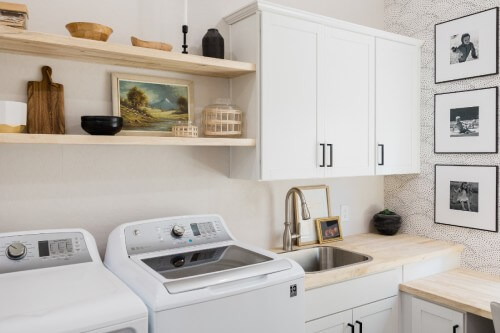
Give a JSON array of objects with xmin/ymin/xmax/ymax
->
[{"xmin": 341, "ymin": 205, "xmax": 350, "ymax": 222}]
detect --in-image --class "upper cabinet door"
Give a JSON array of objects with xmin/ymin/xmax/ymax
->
[
  {"xmin": 320, "ymin": 27, "xmax": 375, "ymax": 178},
  {"xmin": 260, "ymin": 13, "xmax": 324, "ymax": 180},
  {"xmin": 376, "ymin": 38, "xmax": 421, "ymax": 175}
]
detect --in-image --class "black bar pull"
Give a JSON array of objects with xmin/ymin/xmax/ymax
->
[
  {"xmin": 320, "ymin": 143, "xmax": 325, "ymax": 167},
  {"xmin": 453, "ymin": 324, "xmax": 459, "ymax": 333},
  {"xmin": 378, "ymin": 144, "xmax": 385, "ymax": 166},
  {"xmin": 355, "ymin": 320, "xmax": 363, "ymax": 333},
  {"xmin": 347, "ymin": 323, "xmax": 355, "ymax": 333},
  {"xmin": 327, "ymin": 144, "xmax": 333, "ymax": 167}
]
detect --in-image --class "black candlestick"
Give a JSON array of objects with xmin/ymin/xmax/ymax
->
[{"xmin": 182, "ymin": 25, "xmax": 188, "ymax": 54}]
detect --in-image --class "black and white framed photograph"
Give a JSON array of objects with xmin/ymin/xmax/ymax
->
[
  {"xmin": 435, "ymin": 7, "xmax": 499, "ymax": 83},
  {"xmin": 435, "ymin": 87, "xmax": 498, "ymax": 153},
  {"xmin": 435, "ymin": 165, "xmax": 498, "ymax": 232}
]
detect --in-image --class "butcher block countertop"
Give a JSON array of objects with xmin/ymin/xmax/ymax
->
[
  {"xmin": 400, "ymin": 268, "xmax": 500, "ymax": 319},
  {"xmin": 274, "ymin": 233, "xmax": 464, "ymax": 290}
]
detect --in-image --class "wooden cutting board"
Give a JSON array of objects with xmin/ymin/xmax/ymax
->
[{"xmin": 27, "ymin": 66, "xmax": 65, "ymax": 134}]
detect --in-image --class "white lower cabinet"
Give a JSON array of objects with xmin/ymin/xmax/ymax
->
[
  {"xmin": 411, "ymin": 297, "xmax": 464, "ymax": 333},
  {"xmin": 306, "ymin": 297, "xmax": 399, "ymax": 333},
  {"xmin": 306, "ymin": 309, "xmax": 352, "ymax": 333},
  {"xmin": 353, "ymin": 297, "xmax": 399, "ymax": 333}
]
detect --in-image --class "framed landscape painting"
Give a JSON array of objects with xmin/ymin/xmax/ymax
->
[
  {"xmin": 435, "ymin": 7, "xmax": 498, "ymax": 83},
  {"xmin": 112, "ymin": 73, "xmax": 194, "ymax": 136},
  {"xmin": 434, "ymin": 87, "xmax": 498, "ymax": 153},
  {"xmin": 435, "ymin": 165, "xmax": 498, "ymax": 232}
]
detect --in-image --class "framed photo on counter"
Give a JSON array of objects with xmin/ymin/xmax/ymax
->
[
  {"xmin": 435, "ymin": 7, "xmax": 499, "ymax": 83},
  {"xmin": 316, "ymin": 216, "xmax": 343, "ymax": 244},
  {"xmin": 435, "ymin": 164, "xmax": 498, "ymax": 232},
  {"xmin": 294, "ymin": 185, "xmax": 331, "ymax": 246},
  {"xmin": 434, "ymin": 87, "xmax": 498, "ymax": 153}
]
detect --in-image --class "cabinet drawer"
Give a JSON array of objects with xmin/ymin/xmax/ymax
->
[{"xmin": 305, "ymin": 268, "xmax": 402, "ymax": 321}]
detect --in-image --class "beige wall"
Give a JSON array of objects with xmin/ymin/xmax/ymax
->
[{"xmin": 0, "ymin": 0, "xmax": 385, "ymax": 255}]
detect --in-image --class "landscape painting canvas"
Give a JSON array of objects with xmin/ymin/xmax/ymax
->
[
  {"xmin": 112, "ymin": 73, "xmax": 193, "ymax": 135},
  {"xmin": 435, "ymin": 165, "xmax": 498, "ymax": 232}
]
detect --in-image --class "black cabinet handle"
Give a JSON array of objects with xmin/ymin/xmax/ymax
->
[
  {"xmin": 453, "ymin": 324, "xmax": 459, "ymax": 333},
  {"xmin": 320, "ymin": 143, "xmax": 325, "ymax": 167},
  {"xmin": 327, "ymin": 144, "xmax": 333, "ymax": 167},
  {"xmin": 378, "ymin": 144, "xmax": 385, "ymax": 166},
  {"xmin": 355, "ymin": 320, "xmax": 363, "ymax": 333},
  {"xmin": 347, "ymin": 323, "xmax": 354, "ymax": 333}
]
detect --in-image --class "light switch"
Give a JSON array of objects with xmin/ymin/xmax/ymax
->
[{"xmin": 341, "ymin": 205, "xmax": 350, "ymax": 222}]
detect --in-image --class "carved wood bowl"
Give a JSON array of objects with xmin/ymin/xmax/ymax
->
[{"xmin": 66, "ymin": 22, "xmax": 113, "ymax": 42}]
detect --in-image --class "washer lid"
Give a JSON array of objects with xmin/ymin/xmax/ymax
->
[
  {"xmin": 140, "ymin": 245, "xmax": 292, "ymax": 294},
  {"xmin": 142, "ymin": 245, "xmax": 272, "ymax": 280}
]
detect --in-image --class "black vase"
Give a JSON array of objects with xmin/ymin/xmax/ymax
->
[
  {"xmin": 373, "ymin": 213, "xmax": 402, "ymax": 236},
  {"xmin": 202, "ymin": 29, "xmax": 224, "ymax": 59}
]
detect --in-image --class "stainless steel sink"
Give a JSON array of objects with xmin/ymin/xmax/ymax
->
[{"xmin": 279, "ymin": 246, "xmax": 372, "ymax": 273}]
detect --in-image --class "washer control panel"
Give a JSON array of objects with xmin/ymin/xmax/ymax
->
[
  {"xmin": 125, "ymin": 216, "xmax": 232, "ymax": 256},
  {"xmin": 0, "ymin": 232, "xmax": 92, "ymax": 274}
]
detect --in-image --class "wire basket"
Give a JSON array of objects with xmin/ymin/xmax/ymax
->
[
  {"xmin": 202, "ymin": 104, "xmax": 243, "ymax": 137},
  {"xmin": 172, "ymin": 122, "xmax": 198, "ymax": 138}
]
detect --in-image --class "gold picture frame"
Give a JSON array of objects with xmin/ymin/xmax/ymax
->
[
  {"xmin": 294, "ymin": 185, "xmax": 332, "ymax": 246},
  {"xmin": 112, "ymin": 73, "xmax": 194, "ymax": 136},
  {"xmin": 316, "ymin": 216, "xmax": 343, "ymax": 244}
]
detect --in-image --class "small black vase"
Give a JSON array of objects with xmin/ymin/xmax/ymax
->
[
  {"xmin": 202, "ymin": 29, "xmax": 224, "ymax": 59},
  {"xmin": 373, "ymin": 213, "xmax": 402, "ymax": 236}
]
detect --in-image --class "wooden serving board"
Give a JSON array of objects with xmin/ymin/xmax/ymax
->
[{"xmin": 27, "ymin": 66, "xmax": 65, "ymax": 134}]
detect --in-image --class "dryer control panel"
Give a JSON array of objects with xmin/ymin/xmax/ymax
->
[
  {"xmin": 125, "ymin": 215, "xmax": 232, "ymax": 256},
  {"xmin": 0, "ymin": 232, "xmax": 92, "ymax": 274}
]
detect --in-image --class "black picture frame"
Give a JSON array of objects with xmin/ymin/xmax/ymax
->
[
  {"xmin": 434, "ymin": 164, "xmax": 498, "ymax": 232},
  {"xmin": 434, "ymin": 86, "xmax": 498, "ymax": 154},
  {"xmin": 434, "ymin": 7, "xmax": 499, "ymax": 84}
]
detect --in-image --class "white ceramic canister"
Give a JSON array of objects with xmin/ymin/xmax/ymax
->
[{"xmin": 0, "ymin": 101, "xmax": 27, "ymax": 133}]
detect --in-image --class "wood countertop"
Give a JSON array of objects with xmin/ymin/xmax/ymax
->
[
  {"xmin": 274, "ymin": 233, "xmax": 464, "ymax": 290},
  {"xmin": 400, "ymin": 268, "xmax": 500, "ymax": 319}
]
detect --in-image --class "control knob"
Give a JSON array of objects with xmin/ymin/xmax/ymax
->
[
  {"xmin": 171, "ymin": 225, "xmax": 185, "ymax": 237},
  {"xmin": 6, "ymin": 242, "xmax": 27, "ymax": 260}
]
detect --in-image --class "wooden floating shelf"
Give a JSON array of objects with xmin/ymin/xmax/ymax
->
[
  {"xmin": 0, "ymin": 134, "xmax": 256, "ymax": 147},
  {"xmin": 0, "ymin": 26, "xmax": 256, "ymax": 78}
]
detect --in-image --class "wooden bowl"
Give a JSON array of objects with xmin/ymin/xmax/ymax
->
[
  {"xmin": 66, "ymin": 22, "xmax": 113, "ymax": 42},
  {"xmin": 131, "ymin": 36, "xmax": 172, "ymax": 52}
]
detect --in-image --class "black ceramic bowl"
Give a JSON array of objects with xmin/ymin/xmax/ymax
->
[
  {"xmin": 81, "ymin": 116, "xmax": 123, "ymax": 136},
  {"xmin": 373, "ymin": 213, "xmax": 402, "ymax": 236}
]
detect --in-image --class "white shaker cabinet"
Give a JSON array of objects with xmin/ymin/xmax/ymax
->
[
  {"xmin": 320, "ymin": 28, "xmax": 375, "ymax": 178},
  {"xmin": 375, "ymin": 38, "xmax": 421, "ymax": 175},
  {"xmin": 306, "ymin": 297, "xmax": 399, "ymax": 333},
  {"xmin": 226, "ymin": 1, "xmax": 421, "ymax": 180},
  {"xmin": 260, "ymin": 13, "xmax": 324, "ymax": 180},
  {"xmin": 305, "ymin": 310, "xmax": 352, "ymax": 333},
  {"xmin": 353, "ymin": 297, "xmax": 399, "ymax": 333},
  {"xmin": 411, "ymin": 297, "xmax": 464, "ymax": 333}
]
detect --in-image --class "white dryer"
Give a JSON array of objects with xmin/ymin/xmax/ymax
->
[
  {"xmin": 0, "ymin": 229, "xmax": 148, "ymax": 333},
  {"xmin": 104, "ymin": 214, "xmax": 305, "ymax": 333}
]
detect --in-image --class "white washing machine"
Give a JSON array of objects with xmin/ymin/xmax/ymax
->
[
  {"xmin": 104, "ymin": 214, "xmax": 305, "ymax": 333},
  {"xmin": 0, "ymin": 229, "xmax": 148, "ymax": 333}
]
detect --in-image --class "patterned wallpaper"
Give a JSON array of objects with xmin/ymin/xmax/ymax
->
[{"xmin": 384, "ymin": 0, "xmax": 500, "ymax": 275}]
